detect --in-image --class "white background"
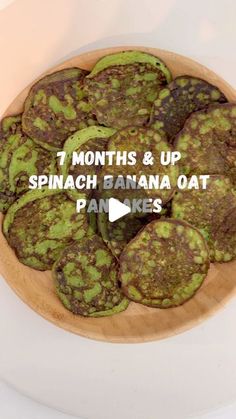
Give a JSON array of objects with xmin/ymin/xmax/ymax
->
[{"xmin": 1, "ymin": 0, "xmax": 236, "ymax": 418}]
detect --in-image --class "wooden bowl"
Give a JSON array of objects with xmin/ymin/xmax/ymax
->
[{"xmin": 0, "ymin": 46, "xmax": 236, "ymax": 343}]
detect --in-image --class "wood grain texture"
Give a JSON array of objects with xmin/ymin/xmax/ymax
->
[{"xmin": 0, "ymin": 46, "xmax": 236, "ymax": 343}]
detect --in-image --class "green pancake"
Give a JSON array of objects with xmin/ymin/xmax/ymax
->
[
  {"xmin": 3, "ymin": 189, "xmax": 89, "ymax": 270},
  {"xmin": 172, "ymin": 175, "xmax": 236, "ymax": 262},
  {"xmin": 0, "ymin": 114, "xmax": 57, "ymax": 213},
  {"xmin": 22, "ymin": 68, "xmax": 96, "ymax": 151},
  {"xmin": 210, "ymin": 196, "xmax": 236, "ymax": 262},
  {"xmin": 97, "ymin": 205, "xmax": 168, "ymax": 258},
  {"xmin": 60, "ymin": 126, "xmax": 116, "ymax": 200},
  {"xmin": 98, "ymin": 212, "xmax": 146, "ymax": 258},
  {"xmin": 175, "ymin": 104, "xmax": 236, "ymax": 184},
  {"xmin": 53, "ymin": 235, "xmax": 129, "ymax": 317},
  {"xmin": 120, "ymin": 219, "xmax": 210, "ymax": 308},
  {"xmin": 100, "ymin": 126, "xmax": 179, "ymax": 206},
  {"xmin": 150, "ymin": 76, "xmax": 226, "ymax": 142},
  {"xmin": 84, "ymin": 50, "xmax": 172, "ymax": 129}
]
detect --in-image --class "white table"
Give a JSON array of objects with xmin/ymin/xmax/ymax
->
[{"xmin": 1, "ymin": 0, "xmax": 236, "ymax": 418}]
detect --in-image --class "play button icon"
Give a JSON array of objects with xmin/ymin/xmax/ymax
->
[{"xmin": 108, "ymin": 198, "xmax": 131, "ymax": 222}]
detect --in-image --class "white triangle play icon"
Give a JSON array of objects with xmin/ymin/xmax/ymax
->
[{"xmin": 108, "ymin": 198, "xmax": 131, "ymax": 222}]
